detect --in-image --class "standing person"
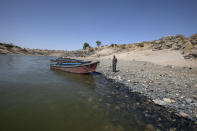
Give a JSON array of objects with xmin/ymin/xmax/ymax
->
[{"xmin": 112, "ymin": 55, "xmax": 117, "ymax": 72}]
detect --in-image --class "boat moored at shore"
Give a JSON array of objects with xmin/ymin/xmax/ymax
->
[{"xmin": 50, "ymin": 60, "xmax": 99, "ymax": 74}]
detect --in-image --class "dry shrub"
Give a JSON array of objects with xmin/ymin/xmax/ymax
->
[
  {"xmin": 80, "ymin": 54, "xmax": 86, "ymax": 57},
  {"xmin": 138, "ymin": 42, "xmax": 144, "ymax": 47},
  {"xmin": 119, "ymin": 44, "xmax": 127, "ymax": 49}
]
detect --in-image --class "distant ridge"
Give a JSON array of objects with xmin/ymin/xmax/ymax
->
[{"xmin": 0, "ymin": 33, "xmax": 197, "ymax": 59}]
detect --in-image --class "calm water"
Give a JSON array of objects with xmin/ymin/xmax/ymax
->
[{"xmin": 0, "ymin": 55, "xmax": 196, "ymax": 131}]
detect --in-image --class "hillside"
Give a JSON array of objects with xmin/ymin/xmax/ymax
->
[
  {"xmin": 92, "ymin": 34, "xmax": 197, "ymax": 60},
  {"xmin": 87, "ymin": 34, "xmax": 197, "ymax": 67},
  {"xmin": 0, "ymin": 43, "xmax": 27, "ymax": 55},
  {"xmin": 80, "ymin": 34, "xmax": 197, "ymax": 122},
  {"xmin": 0, "ymin": 43, "xmax": 94, "ymax": 57},
  {"xmin": 0, "ymin": 34, "xmax": 197, "ymax": 60}
]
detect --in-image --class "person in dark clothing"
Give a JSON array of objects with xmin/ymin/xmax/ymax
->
[{"xmin": 112, "ymin": 55, "xmax": 117, "ymax": 72}]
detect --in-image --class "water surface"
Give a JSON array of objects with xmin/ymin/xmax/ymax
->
[{"xmin": 0, "ymin": 55, "xmax": 196, "ymax": 131}]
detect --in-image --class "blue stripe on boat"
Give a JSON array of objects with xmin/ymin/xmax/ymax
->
[{"xmin": 61, "ymin": 63, "xmax": 82, "ymax": 65}]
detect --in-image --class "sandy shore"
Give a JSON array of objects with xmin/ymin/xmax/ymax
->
[
  {"xmin": 92, "ymin": 49, "xmax": 197, "ymax": 67},
  {"xmin": 81, "ymin": 49, "xmax": 197, "ymax": 121}
]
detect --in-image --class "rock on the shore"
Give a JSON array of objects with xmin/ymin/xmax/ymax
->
[
  {"xmin": 163, "ymin": 98, "xmax": 175, "ymax": 103},
  {"xmin": 89, "ymin": 57, "xmax": 197, "ymax": 121},
  {"xmin": 179, "ymin": 111, "xmax": 189, "ymax": 118},
  {"xmin": 153, "ymin": 99, "xmax": 167, "ymax": 106},
  {"xmin": 185, "ymin": 98, "xmax": 193, "ymax": 103}
]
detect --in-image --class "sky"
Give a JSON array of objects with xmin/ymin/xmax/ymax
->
[{"xmin": 0, "ymin": 0, "xmax": 197, "ymax": 50}]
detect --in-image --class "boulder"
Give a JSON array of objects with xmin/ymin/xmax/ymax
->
[
  {"xmin": 185, "ymin": 49, "xmax": 197, "ymax": 59},
  {"xmin": 0, "ymin": 49, "xmax": 10, "ymax": 54},
  {"xmin": 163, "ymin": 98, "xmax": 175, "ymax": 103},
  {"xmin": 152, "ymin": 35, "xmax": 187, "ymax": 50},
  {"xmin": 179, "ymin": 111, "xmax": 188, "ymax": 117},
  {"xmin": 185, "ymin": 98, "xmax": 193, "ymax": 103},
  {"xmin": 189, "ymin": 50, "xmax": 197, "ymax": 58},
  {"xmin": 153, "ymin": 99, "xmax": 167, "ymax": 106},
  {"xmin": 190, "ymin": 34, "xmax": 197, "ymax": 45}
]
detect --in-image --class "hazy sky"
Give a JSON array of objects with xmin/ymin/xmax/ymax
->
[{"xmin": 0, "ymin": 0, "xmax": 197, "ymax": 50}]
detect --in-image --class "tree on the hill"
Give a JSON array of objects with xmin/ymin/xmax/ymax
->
[
  {"xmin": 96, "ymin": 41, "xmax": 101, "ymax": 47},
  {"xmin": 83, "ymin": 42, "xmax": 90, "ymax": 50}
]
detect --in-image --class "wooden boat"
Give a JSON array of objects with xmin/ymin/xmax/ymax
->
[
  {"xmin": 50, "ymin": 61, "xmax": 99, "ymax": 74},
  {"xmin": 50, "ymin": 57, "xmax": 91, "ymax": 64}
]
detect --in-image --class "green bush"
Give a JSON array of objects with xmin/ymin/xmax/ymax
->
[
  {"xmin": 83, "ymin": 42, "xmax": 90, "ymax": 50},
  {"xmin": 110, "ymin": 44, "xmax": 117, "ymax": 47},
  {"xmin": 138, "ymin": 42, "xmax": 144, "ymax": 47},
  {"xmin": 0, "ymin": 43, "xmax": 22, "ymax": 49},
  {"xmin": 4, "ymin": 43, "xmax": 14, "ymax": 48},
  {"xmin": 80, "ymin": 54, "xmax": 86, "ymax": 57},
  {"xmin": 110, "ymin": 44, "xmax": 114, "ymax": 47},
  {"xmin": 96, "ymin": 41, "xmax": 101, "ymax": 47},
  {"xmin": 22, "ymin": 48, "xmax": 28, "ymax": 52}
]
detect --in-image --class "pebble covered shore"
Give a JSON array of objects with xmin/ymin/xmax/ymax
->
[{"xmin": 86, "ymin": 57, "xmax": 197, "ymax": 122}]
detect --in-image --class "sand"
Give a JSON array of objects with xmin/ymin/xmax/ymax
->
[{"xmin": 91, "ymin": 49, "xmax": 197, "ymax": 68}]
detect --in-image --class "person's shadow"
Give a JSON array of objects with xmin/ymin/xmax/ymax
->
[{"xmin": 114, "ymin": 70, "xmax": 120, "ymax": 73}]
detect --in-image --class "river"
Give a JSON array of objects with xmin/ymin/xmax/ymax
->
[{"xmin": 0, "ymin": 55, "xmax": 196, "ymax": 131}]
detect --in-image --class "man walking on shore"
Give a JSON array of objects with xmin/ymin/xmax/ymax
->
[{"xmin": 112, "ymin": 55, "xmax": 117, "ymax": 72}]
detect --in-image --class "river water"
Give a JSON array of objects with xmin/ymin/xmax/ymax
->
[{"xmin": 0, "ymin": 55, "xmax": 196, "ymax": 131}]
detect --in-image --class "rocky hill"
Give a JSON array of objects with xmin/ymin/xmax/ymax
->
[
  {"xmin": 151, "ymin": 34, "xmax": 197, "ymax": 59},
  {"xmin": 92, "ymin": 34, "xmax": 197, "ymax": 59},
  {"xmin": 0, "ymin": 43, "xmax": 28, "ymax": 55},
  {"xmin": 0, "ymin": 33, "xmax": 197, "ymax": 59},
  {"xmin": 0, "ymin": 42, "xmax": 95, "ymax": 57}
]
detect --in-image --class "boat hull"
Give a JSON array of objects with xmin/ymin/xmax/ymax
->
[{"xmin": 50, "ymin": 61, "xmax": 99, "ymax": 74}]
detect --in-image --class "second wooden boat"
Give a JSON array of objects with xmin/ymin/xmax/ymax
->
[{"xmin": 50, "ymin": 61, "xmax": 99, "ymax": 74}]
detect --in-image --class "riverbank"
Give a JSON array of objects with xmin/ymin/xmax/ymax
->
[
  {"xmin": 79, "ymin": 50, "xmax": 197, "ymax": 122},
  {"xmin": 0, "ymin": 55, "xmax": 196, "ymax": 131},
  {"xmin": 1, "ymin": 34, "xmax": 197, "ymax": 122},
  {"xmin": 0, "ymin": 42, "xmax": 94, "ymax": 56}
]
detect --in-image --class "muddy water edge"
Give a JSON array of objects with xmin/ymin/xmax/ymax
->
[{"xmin": 93, "ymin": 74, "xmax": 197, "ymax": 131}]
